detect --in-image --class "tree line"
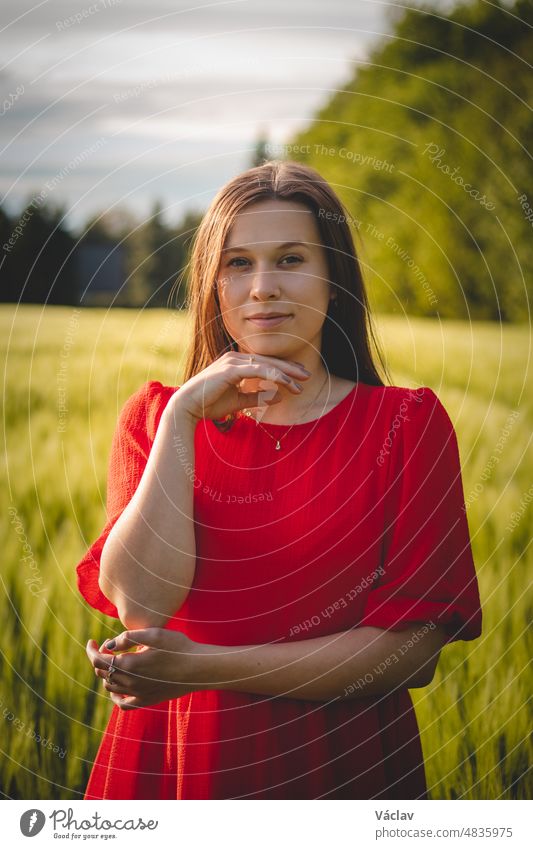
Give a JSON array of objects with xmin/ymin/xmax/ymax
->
[{"xmin": 0, "ymin": 199, "xmax": 203, "ymax": 308}]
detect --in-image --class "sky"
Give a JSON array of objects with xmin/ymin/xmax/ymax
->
[{"xmin": 0, "ymin": 0, "xmax": 413, "ymax": 232}]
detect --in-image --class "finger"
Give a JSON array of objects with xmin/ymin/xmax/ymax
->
[
  {"xmin": 98, "ymin": 639, "xmax": 116, "ymax": 653},
  {"xmin": 109, "ymin": 692, "xmax": 143, "ymax": 710},
  {"xmin": 98, "ymin": 666, "xmax": 130, "ymax": 691},
  {"xmin": 94, "ymin": 652, "xmax": 147, "ymax": 683},
  {"xmin": 233, "ymin": 363, "xmax": 305, "ymax": 395},
  {"xmin": 235, "ymin": 353, "xmax": 312, "ymax": 380},
  {"xmin": 86, "ymin": 641, "xmax": 128, "ymax": 684},
  {"xmin": 95, "ymin": 665, "xmax": 123, "ymax": 681},
  {"xmin": 86, "ymin": 640, "xmax": 109, "ymax": 670},
  {"xmin": 103, "ymin": 678, "xmax": 133, "ymax": 694},
  {"xmin": 86, "ymin": 640, "xmax": 118, "ymax": 673},
  {"xmin": 100, "ymin": 629, "xmax": 156, "ymax": 653}
]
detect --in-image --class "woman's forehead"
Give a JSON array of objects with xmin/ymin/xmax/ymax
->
[{"xmin": 225, "ymin": 200, "xmax": 319, "ymax": 248}]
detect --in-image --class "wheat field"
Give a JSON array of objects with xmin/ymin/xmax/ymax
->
[{"xmin": 1, "ymin": 304, "xmax": 531, "ymax": 799}]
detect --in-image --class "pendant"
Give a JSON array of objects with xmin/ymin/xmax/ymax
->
[{"xmin": 275, "ymin": 440, "xmax": 281, "ymax": 450}]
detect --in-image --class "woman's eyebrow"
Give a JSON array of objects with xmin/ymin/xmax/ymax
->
[{"xmin": 221, "ymin": 240, "xmax": 310, "ymax": 253}]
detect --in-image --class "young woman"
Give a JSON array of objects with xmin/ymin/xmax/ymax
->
[{"xmin": 78, "ymin": 159, "xmax": 482, "ymax": 800}]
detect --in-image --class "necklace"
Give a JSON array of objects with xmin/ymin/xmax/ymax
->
[{"xmin": 241, "ymin": 365, "xmax": 330, "ymax": 450}]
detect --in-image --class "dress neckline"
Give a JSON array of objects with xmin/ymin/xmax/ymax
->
[{"xmin": 237, "ymin": 382, "xmax": 360, "ymax": 430}]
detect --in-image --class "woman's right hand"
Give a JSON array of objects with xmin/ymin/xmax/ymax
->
[{"xmin": 169, "ymin": 351, "xmax": 312, "ymax": 423}]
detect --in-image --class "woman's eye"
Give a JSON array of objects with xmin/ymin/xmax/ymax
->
[
  {"xmin": 280, "ymin": 255, "xmax": 302, "ymax": 265},
  {"xmin": 227, "ymin": 257, "xmax": 250, "ymax": 268},
  {"xmin": 227, "ymin": 255, "xmax": 302, "ymax": 268}
]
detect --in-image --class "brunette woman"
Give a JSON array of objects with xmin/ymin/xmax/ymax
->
[{"xmin": 79, "ymin": 160, "xmax": 482, "ymax": 799}]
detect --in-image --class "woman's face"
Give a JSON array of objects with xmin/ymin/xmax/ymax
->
[{"xmin": 216, "ymin": 198, "xmax": 334, "ymax": 362}]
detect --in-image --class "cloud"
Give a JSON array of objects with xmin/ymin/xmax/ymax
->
[{"xmin": 0, "ymin": 0, "xmax": 386, "ymax": 228}]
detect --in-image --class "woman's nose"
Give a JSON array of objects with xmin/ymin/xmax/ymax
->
[{"xmin": 249, "ymin": 265, "xmax": 279, "ymax": 296}]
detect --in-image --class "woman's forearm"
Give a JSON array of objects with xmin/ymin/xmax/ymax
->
[
  {"xmin": 99, "ymin": 398, "xmax": 198, "ymax": 630},
  {"xmin": 192, "ymin": 623, "xmax": 447, "ymax": 702}
]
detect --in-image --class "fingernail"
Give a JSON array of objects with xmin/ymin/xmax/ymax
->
[{"xmin": 105, "ymin": 639, "xmax": 116, "ymax": 650}]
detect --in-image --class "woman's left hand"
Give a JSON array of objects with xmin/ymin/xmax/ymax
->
[{"xmin": 86, "ymin": 628, "xmax": 201, "ymax": 710}]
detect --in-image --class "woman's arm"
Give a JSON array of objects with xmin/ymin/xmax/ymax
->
[
  {"xmin": 89, "ymin": 622, "xmax": 448, "ymax": 709},
  {"xmin": 193, "ymin": 622, "xmax": 447, "ymax": 701},
  {"xmin": 98, "ymin": 398, "xmax": 198, "ymax": 630}
]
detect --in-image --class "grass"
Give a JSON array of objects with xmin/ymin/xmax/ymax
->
[{"xmin": 0, "ymin": 304, "xmax": 531, "ymax": 799}]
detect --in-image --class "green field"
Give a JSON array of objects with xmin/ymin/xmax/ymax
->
[{"xmin": 1, "ymin": 304, "xmax": 531, "ymax": 799}]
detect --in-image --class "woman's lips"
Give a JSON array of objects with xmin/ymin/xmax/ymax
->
[{"xmin": 246, "ymin": 315, "xmax": 292, "ymax": 327}]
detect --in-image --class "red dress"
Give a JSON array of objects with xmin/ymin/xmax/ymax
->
[{"xmin": 76, "ymin": 380, "xmax": 482, "ymax": 799}]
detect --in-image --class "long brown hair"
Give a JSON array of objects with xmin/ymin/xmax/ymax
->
[{"xmin": 178, "ymin": 160, "xmax": 390, "ymax": 422}]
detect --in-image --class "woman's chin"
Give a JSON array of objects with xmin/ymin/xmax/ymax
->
[{"xmin": 237, "ymin": 343, "xmax": 295, "ymax": 361}]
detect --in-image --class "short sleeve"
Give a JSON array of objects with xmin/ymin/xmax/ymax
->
[
  {"xmin": 75, "ymin": 380, "xmax": 174, "ymax": 618},
  {"xmin": 358, "ymin": 387, "xmax": 483, "ymax": 645}
]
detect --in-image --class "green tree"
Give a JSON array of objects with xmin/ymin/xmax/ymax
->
[{"xmin": 287, "ymin": 0, "xmax": 532, "ymax": 320}]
